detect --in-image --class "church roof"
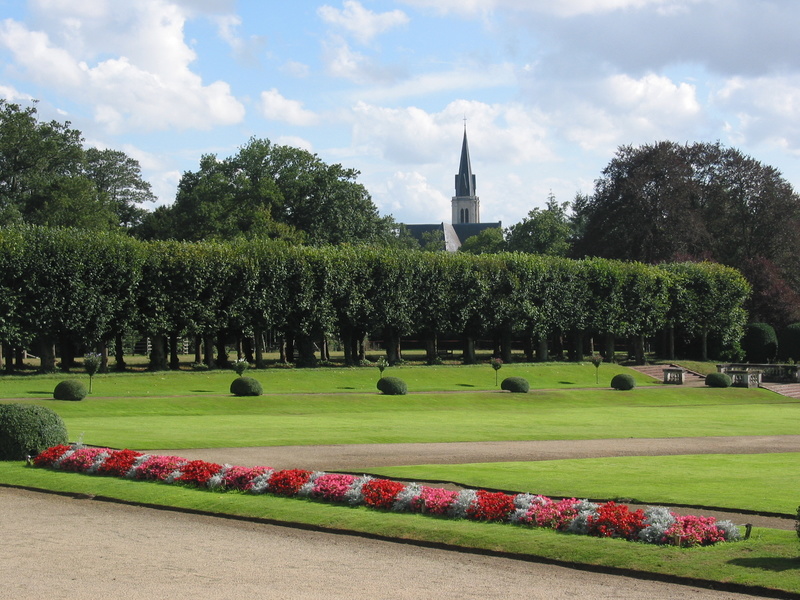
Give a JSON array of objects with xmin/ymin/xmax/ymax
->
[
  {"xmin": 405, "ymin": 222, "xmax": 502, "ymax": 252},
  {"xmin": 454, "ymin": 128, "xmax": 476, "ymax": 198}
]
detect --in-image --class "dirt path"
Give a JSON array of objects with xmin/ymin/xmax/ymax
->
[
  {"xmin": 148, "ymin": 435, "xmax": 800, "ymax": 471},
  {"xmin": 0, "ymin": 487, "xmax": 772, "ymax": 600}
]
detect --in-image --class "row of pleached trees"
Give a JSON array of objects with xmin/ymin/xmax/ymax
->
[{"xmin": 0, "ymin": 226, "xmax": 750, "ymax": 371}]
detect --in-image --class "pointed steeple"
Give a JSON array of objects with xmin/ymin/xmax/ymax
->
[{"xmin": 454, "ymin": 126, "xmax": 476, "ymax": 197}]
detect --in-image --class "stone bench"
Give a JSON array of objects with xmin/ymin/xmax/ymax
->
[{"xmin": 727, "ymin": 370, "xmax": 762, "ymax": 388}]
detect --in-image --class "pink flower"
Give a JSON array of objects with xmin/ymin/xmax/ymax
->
[{"xmin": 311, "ymin": 473, "xmax": 357, "ymax": 502}]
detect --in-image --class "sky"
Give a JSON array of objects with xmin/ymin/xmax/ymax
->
[{"xmin": 0, "ymin": 0, "xmax": 798, "ymax": 228}]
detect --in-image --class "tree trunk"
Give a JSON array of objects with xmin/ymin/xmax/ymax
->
[
  {"xmin": 254, "ymin": 328, "xmax": 265, "ymax": 369},
  {"xmin": 194, "ymin": 335, "xmax": 202, "ymax": 364},
  {"xmin": 462, "ymin": 335, "xmax": 477, "ymax": 364},
  {"xmin": 700, "ymin": 329, "xmax": 708, "ymax": 362},
  {"xmin": 243, "ymin": 336, "xmax": 254, "ymax": 364},
  {"xmin": 114, "ymin": 333, "xmax": 126, "ymax": 371},
  {"xmin": 604, "ymin": 333, "xmax": 615, "ymax": 363},
  {"xmin": 203, "ymin": 334, "xmax": 216, "ymax": 369},
  {"xmin": 633, "ymin": 335, "xmax": 646, "ymax": 365},
  {"xmin": 384, "ymin": 327, "xmax": 400, "ymax": 365},
  {"xmin": 215, "ymin": 332, "xmax": 229, "ymax": 368},
  {"xmin": 168, "ymin": 333, "xmax": 180, "ymax": 370},
  {"xmin": 523, "ymin": 336, "xmax": 534, "ymax": 363},
  {"xmin": 149, "ymin": 335, "xmax": 168, "ymax": 371},
  {"xmin": 536, "ymin": 337, "xmax": 549, "ymax": 362},
  {"xmin": 100, "ymin": 341, "xmax": 110, "ymax": 373},
  {"xmin": 297, "ymin": 335, "xmax": 317, "ymax": 367},
  {"xmin": 342, "ymin": 327, "xmax": 354, "ymax": 366},
  {"xmin": 500, "ymin": 329, "xmax": 513, "ymax": 364},
  {"xmin": 39, "ymin": 339, "xmax": 57, "ymax": 373},
  {"xmin": 425, "ymin": 333, "xmax": 438, "ymax": 364},
  {"xmin": 570, "ymin": 330, "xmax": 584, "ymax": 362},
  {"xmin": 15, "ymin": 346, "xmax": 24, "ymax": 369},
  {"xmin": 668, "ymin": 326, "xmax": 676, "ymax": 361},
  {"xmin": 285, "ymin": 337, "xmax": 295, "ymax": 363},
  {"xmin": 60, "ymin": 335, "xmax": 74, "ymax": 372}
]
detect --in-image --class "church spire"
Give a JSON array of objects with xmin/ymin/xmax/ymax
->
[
  {"xmin": 452, "ymin": 123, "xmax": 480, "ymax": 224},
  {"xmin": 454, "ymin": 125, "xmax": 476, "ymax": 197}
]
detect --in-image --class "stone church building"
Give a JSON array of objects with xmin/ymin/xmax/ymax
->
[{"xmin": 405, "ymin": 127, "xmax": 502, "ymax": 251}]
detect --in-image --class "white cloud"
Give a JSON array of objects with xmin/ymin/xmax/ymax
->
[
  {"xmin": 318, "ymin": 0, "xmax": 409, "ymax": 44},
  {"xmin": 715, "ymin": 74, "xmax": 800, "ymax": 152},
  {"xmin": 374, "ymin": 171, "xmax": 451, "ymax": 222},
  {"xmin": 281, "ymin": 60, "xmax": 310, "ymax": 78},
  {"xmin": 0, "ymin": 2, "xmax": 245, "ymax": 132},
  {"xmin": 260, "ymin": 89, "xmax": 319, "ymax": 126},
  {"xmin": 274, "ymin": 136, "xmax": 315, "ymax": 153},
  {"xmin": 321, "ymin": 36, "xmax": 402, "ymax": 84},
  {"xmin": 399, "ymin": 0, "xmax": 701, "ymax": 18}
]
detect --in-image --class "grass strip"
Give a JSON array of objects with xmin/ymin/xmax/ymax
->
[
  {"xmin": 2, "ymin": 388, "xmax": 795, "ymax": 449},
  {"xmin": 1, "ymin": 462, "xmax": 797, "ymax": 596},
  {"xmin": 368, "ymin": 453, "xmax": 800, "ymax": 516}
]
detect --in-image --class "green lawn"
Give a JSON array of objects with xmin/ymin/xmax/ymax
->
[
  {"xmin": 1, "ymin": 386, "xmax": 796, "ymax": 449},
  {"xmin": 1, "ymin": 363, "xmax": 798, "ymax": 596},
  {"xmin": 369, "ymin": 453, "xmax": 800, "ymax": 515},
  {"xmin": 0, "ymin": 361, "xmax": 653, "ymax": 397}
]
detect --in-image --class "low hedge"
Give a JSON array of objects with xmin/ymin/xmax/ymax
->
[
  {"xmin": 610, "ymin": 373, "xmax": 636, "ymax": 391},
  {"xmin": 230, "ymin": 377, "xmax": 263, "ymax": 397},
  {"xmin": 501, "ymin": 377, "xmax": 530, "ymax": 393},
  {"xmin": 377, "ymin": 376, "xmax": 407, "ymax": 395},
  {"xmin": 53, "ymin": 380, "xmax": 87, "ymax": 401},
  {"xmin": 705, "ymin": 372, "xmax": 732, "ymax": 388},
  {"xmin": 0, "ymin": 404, "xmax": 68, "ymax": 460}
]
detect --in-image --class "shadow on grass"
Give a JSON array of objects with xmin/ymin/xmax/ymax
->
[
  {"xmin": 559, "ymin": 381, "xmax": 575, "ymax": 385},
  {"xmin": 27, "ymin": 391, "xmax": 51, "ymax": 395},
  {"xmin": 728, "ymin": 557, "xmax": 800, "ymax": 572},
  {"xmin": 190, "ymin": 390, "xmax": 215, "ymax": 393},
  {"xmin": 337, "ymin": 386, "xmax": 356, "ymax": 390},
  {"xmin": 456, "ymin": 384, "xmax": 475, "ymax": 387}
]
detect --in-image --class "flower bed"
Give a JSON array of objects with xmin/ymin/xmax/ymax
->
[{"xmin": 32, "ymin": 445, "xmax": 741, "ymax": 547}]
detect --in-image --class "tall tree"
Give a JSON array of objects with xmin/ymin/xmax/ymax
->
[
  {"xmin": 83, "ymin": 148, "xmax": 156, "ymax": 228},
  {"xmin": 506, "ymin": 194, "xmax": 573, "ymax": 256}
]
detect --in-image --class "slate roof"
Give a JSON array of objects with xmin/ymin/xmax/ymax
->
[{"xmin": 405, "ymin": 222, "xmax": 502, "ymax": 252}]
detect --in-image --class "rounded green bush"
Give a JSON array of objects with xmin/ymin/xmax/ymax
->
[
  {"xmin": 53, "ymin": 379, "xmax": 88, "ymax": 401},
  {"xmin": 705, "ymin": 372, "xmax": 732, "ymax": 388},
  {"xmin": 377, "ymin": 376, "xmax": 407, "ymax": 395},
  {"xmin": 501, "ymin": 376, "xmax": 530, "ymax": 393},
  {"xmin": 230, "ymin": 376, "xmax": 263, "ymax": 397},
  {"xmin": 0, "ymin": 404, "xmax": 68, "ymax": 460},
  {"xmin": 742, "ymin": 322, "xmax": 777, "ymax": 363},
  {"xmin": 610, "ymin": 373, "xmax": 636, "ymax": 391}
]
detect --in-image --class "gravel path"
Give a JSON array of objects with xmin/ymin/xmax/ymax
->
[{"xmin": 0, "ymin": 487, "xmax": 771, "ymax": 600}]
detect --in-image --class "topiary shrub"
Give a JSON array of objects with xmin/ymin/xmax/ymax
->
[
  {"xmin": 53, "ymin": 380, "xmax": 88, "ymax": 401},
  {"xmin": 377, "ymin": 376, "xmax": 407, "ymax": 395},
  {"xmin": 230, "ymin": 377, "xmax": 263, "ymax": 397},
  {"xmin": 0, "ymin": 404, "xmax": 68, "ymax": 460},
  {"xmin": 705, "ymin": 372, "xmax": 732, "ymax": 388},
  {"xmin": 501, "ymin": 377, "xmax": 530, "ymax": 393},
  {"xmin": 742, "ymin": 322, "xmax": 778, "ymax": 363},
  {"xmin": 777, "ymin": 323, "xmax": 800, "ymax": 362},
  {"xmin": 610, "ymin": 373, "xmax": 636, "ymax": 391}
]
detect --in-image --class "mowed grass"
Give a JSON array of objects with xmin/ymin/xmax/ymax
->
[
  {"xmin": 1, "ymin": 463, "xmax": 798, "ymax": 596},
  {"xmin": 1, "ymin": 386, "xmax": 797, "ymax": 449},
  {"xmin": 0, "ymin": 361, "xmax": 652, "ymax": 397},
  {"xmin": 369, "ymin": 453, "xmax": 800, "ymax": 516}
]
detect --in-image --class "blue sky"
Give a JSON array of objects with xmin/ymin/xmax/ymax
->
[{"xmin": 0, "ymin": 0, "xmax": 798, "ymax": 227}]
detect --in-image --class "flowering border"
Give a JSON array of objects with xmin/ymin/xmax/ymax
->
[{"xmin": 32, "ymin": 445, "xmax": 740, "ymax": 547}]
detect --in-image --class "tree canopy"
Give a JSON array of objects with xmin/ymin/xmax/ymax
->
[{"xmin": 0, "ymin": 100, "xmax": 153, "ymax": 230}]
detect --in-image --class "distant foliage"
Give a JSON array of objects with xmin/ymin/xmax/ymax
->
[
  {"xmin": 777, "ymin": 323, "xmax": 800, "ymax": 362},
  {"xmin": 377, "ymin": 376, "xmax": 407, "ymax": 395},
  {"xmin": 501, "ymin": 377, "xmax": 530, "ymax": 393},
  {"xmin": 53, "ymin": 380, "xmax": 88, "ymax": 401},
  {"xmin": 0, "ymin": 404, "xmax": 68, "ymax": 460},
  {"xmin": 610, "ymin": 373, "xmax": 636, "ymax": 391},
  {"xmin": 742, "ymin": 323, "xmax": 778, "ymax": 363},
  {"xmin": 705, "ymin": 372, "xmax": 732, "ymax": 388},
  {"xmin": 230, "ymin": 376, "xmax": 263, "ymax": 396}
]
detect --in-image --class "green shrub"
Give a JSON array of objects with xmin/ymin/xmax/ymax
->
[
  {"xmin": 0, "ymin": 404, "xmax": 68, "ymax": 460},
  {"xmin": 377, "ymin": 376, "xmax": 407, "ymax": 395},
  {"xmin": 742, "ymin": 322, "xmax": 777, "ymax": 363},
  {"xmin": 501, "ymin": 377, "xmax": 530, "ymax": 393},
  {"xmin": 705, "ymin": 372, "xmax": 732, "ymax": 388},
  {"xmin": 53, "ymin": 379, "xmax": 88, "ymax": 401},
  {"xmin": 230, "ymin": 376, "xmax": 263, "ymax": 396},
  {"xmin": 610, "ymin": 373, "xmax": 636, "ymax": 391},
  {"xmin": 777, "ymin": 323, "xmax": 800, "ymax": 362}
]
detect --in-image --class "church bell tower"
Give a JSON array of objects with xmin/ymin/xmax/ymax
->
[{"xmin": 451, "ymin": 125, "xmax": 480, "ymax": 224}]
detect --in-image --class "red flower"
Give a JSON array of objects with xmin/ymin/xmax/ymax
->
[
  {"xmin": 587, "ymin": 501, "xmax": 646, "ymax": 540},
  {"xmin": 361, "ymin": 479, "xmax": 406, "ymax": 509},
  {"xmin": 267, "ymin": 469, "xmax": 312, "ymax": 496},
  {"xmin": 32, "ymin": 445, "xmax": 72, "ymax": 467},
  {"xmin": 467, "ymin": 490, "xmax": 516, "ymax": 522},
  {"xmin": 98, "ymin": 449, "xmax": 143, "ymax": 477},
  {"xmin": 177, "ymin": 460, "xmax": 222, "ymax": 486}
]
